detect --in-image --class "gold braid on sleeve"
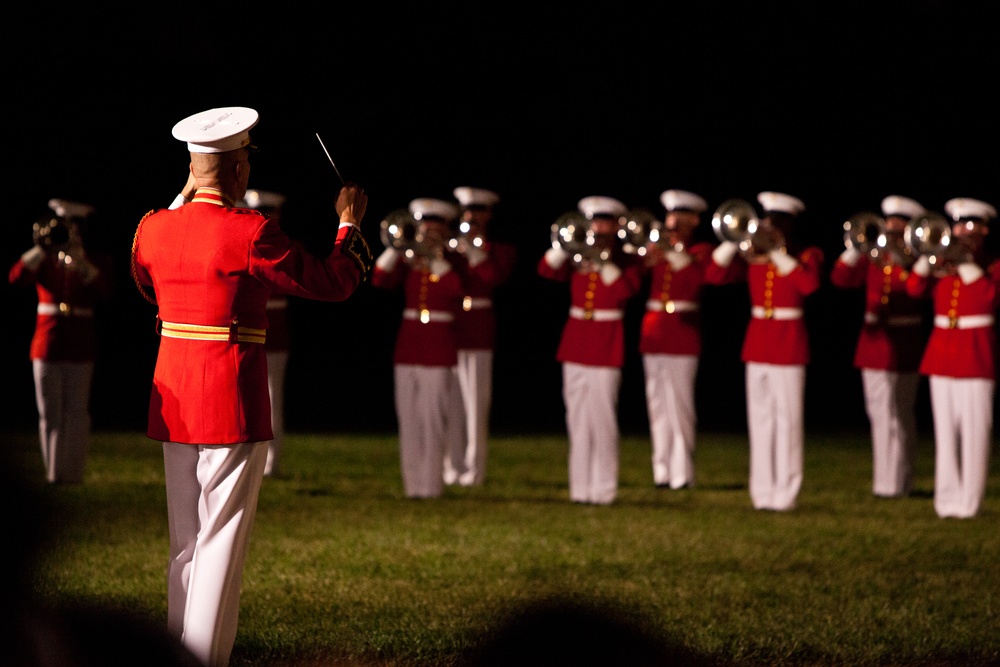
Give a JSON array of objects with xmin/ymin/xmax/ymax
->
[{"xmin": 131, "ymin": 211, "xmax": 158, "ymax": 305}]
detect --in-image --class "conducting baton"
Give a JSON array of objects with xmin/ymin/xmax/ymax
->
[{"xmin": 315, "ymin": 132, "xmax": 345, "ymax": 184}]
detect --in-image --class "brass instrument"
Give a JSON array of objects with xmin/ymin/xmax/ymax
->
[
  {"xmin": 618, "ymin": 208, "xmax": 668, "ymax": 256},
  {"xmin": 711, "ymin": 198, "xmax": 783, "ymax": 256},
  {"xmin": 380, "ymin": 209, "xmax": 442, "ymax": 260},
  {"xmin": 33, "ymin": 214, "xmax": 74, "ymax": 250},
  {"xmin": 551, "ymin": 210, "xmax": 611, "ymax": 264},
  {"xmin": 446, "ymin": 220, "xmax": 485, "ymax": 254},
  {"xmin": 844, "ymin": 211, "xmax": 913, "ymax": 267},
  {"xmin": 904, "ymin": 210, "xmax": 966, "ymax": 267}
]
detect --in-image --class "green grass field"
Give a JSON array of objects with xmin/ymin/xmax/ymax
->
[{"xmin": 7, "ymin": 429, "xmax": 999, "ymax": 666}]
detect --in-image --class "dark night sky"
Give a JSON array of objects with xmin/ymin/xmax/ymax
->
[{"xmin": 4, "ymin": 2, "xmax": 998, "ymax": 437}]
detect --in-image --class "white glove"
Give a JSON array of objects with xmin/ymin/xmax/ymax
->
[
  {"xmin": 838, "ymin": 246, "xmax": 861, "ymax": 267},
  {"xmin": 465, "ymin": 245, "xmax": 487, "ymax": 268},
  {"xmin": 769, "ymin": 250, "xmax": 799, "ymax": 276},
  {"xmin": 912, "ymin": 255, "xmax": 930, "ymax": 277},
  {"xmin": 168, "ymin": 193, "xmax": 189, "ymax": 210},
  {"xmin": 20, "ymin": 246, "xmax": 45, "ymax": 271},
  {"xmin": 544, "ymin": 245, "xmax": 569, "ymax": 270},
  {"xmin": 430, "ymin": 257, "xmax": 452, "ymax": 276},
  {"xmin": 665, "ymin": 249, "xmax": 691, "ymax": 272},
  {"xmin": 712, "ymin": 241, "xmax": 739, "ymax": 267},
  {"xmin": 599, "ymin": 262, "xmax": 621, "ymax": 285},
  {"xmin": 957, "ymin": 262, "xmax": 984, "ymax": 285},
  {"xmin": 375, "ymin": 247, "xmax": 400, "ymax": 271}
]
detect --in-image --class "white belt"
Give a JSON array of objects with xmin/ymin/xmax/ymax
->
[
  {"xmin": 403, "ymin": 308, "xmax": 454, "ymax": 323},
  {"xmin": 646, "ymin": 299, "xmax": 698, "ymax": 313},
  {"xmin": 864, "ymin": 312, "xmax": 922, "ymax": 327},
  {"xmin": 751, "ymin": 306, "xmax": 803, "ymax": 320},
  {"xmin": 569, "ymin": 306, "xmax": 623, "ymax": 321},
  {"xmin": 934, "ymin": 314, "xmax": 995, "ymax": 330},
  {"xmin": 266, "ymin": 298, "xmax": 288, "ymax": 309},
  {"xmin": 462, "ymin": 296, "xmax": 493, "ymax": 311},
  {"xmin": 37, "ymin": 303, "xmax": 94, "ymax": 317}
]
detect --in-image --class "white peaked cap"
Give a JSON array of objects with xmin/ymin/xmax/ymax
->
[
  {"xmin": 409, "ymin": 198, "xmax": 460, "ymax": 221},
  {"xmin": 757, "ymin": 191, "xmax": 805, "ymax": 215},
  {"xmin": 242, "ymin": 189, "xmax": 287, "ymax": 210},
  {"xmin": 944, "ymin": 197, "xmax": 997, "ymax": 222},
  {"xmin": 578, "ymin": 195, "xmax": 627, "ymax": 219},
  {"xmin": 661, "ymin": 189, "xmax": 707, "ymax": 213},
  {"xmin": 48, "ymin": 198, "xmax": 95, "ymax": 218},
  {"xmin": 453, "ymin": 186, "xmax": 500, "ymax": 207},
  {"xmin": 172, "ymin": 107, "xmax": 259, "ymax": 153},
  {"xmin": 880, "ymin": 195, "xmax": 924, "ymax": 219}
]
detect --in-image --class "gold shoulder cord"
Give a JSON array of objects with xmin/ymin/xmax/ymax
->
[{"xmin": 131, "ymin": 211, "xmax": 158, "ymax": 305}]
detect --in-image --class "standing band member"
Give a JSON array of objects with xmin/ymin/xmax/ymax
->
[
  {"xmin": 906, "ymin": 197, "xmax": 998, "ymax": 519},
  {"xmin": 539, "ymin": 196, "xmax": 644, "ymax": 505},
  {"xmin": 9, "ymin": 199, "xmax": 111, "ymax": 484},
  {"xmin": 444, "ymin": 186, "xmax": 517, "ymax": 487},
  {"xmin": 372, "ymin": 198, "xmax": 466, "ymax": 499},
  {"xmin": 639, "ymin": 189, "xmax": 714, "ymax": 490},
  {"xmin": 131, "ymin": 106, "xmax": 371, "ymax": 666},
  {"xmin": 706, "ymin": 191, "xmax": 823, "ymax": 511},
  {"xmin": 830, "ymin": 195, "xmax": 927, "ymax": 498}
]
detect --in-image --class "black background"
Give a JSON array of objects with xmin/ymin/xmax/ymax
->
[{"xmin": 4, "ymin": 2, "xmax": 998, "ymax": 438}]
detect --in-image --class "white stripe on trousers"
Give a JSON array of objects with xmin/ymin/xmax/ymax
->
[
  {"xmin": 563, "ymin": 362, "xmax": 621, "ymax": 504},
  {"xmin": 745, "ymin": 362, "xmax": 805, "ymax": 511},
  {"xmin": 163, "ymin": 440, "xmax": 268, "ymax": 667},
  {"xmin": 643, "ymin": 353, "xmax": 699, "ymax": 488},
  {"xmin": 929, "ymin": 375, "xmax": 995, "ymax": 518}
]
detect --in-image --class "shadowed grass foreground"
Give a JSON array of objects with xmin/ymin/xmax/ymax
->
[{"xmin": 11, "ymin": 429, "xmax": 1000, "ymax": 666}]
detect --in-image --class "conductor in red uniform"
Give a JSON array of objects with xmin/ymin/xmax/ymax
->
[
  {"xmin": 906, "ymin": 197, "xmax": 998, "ymax": 519},
  {"xmin": 9, "ymin": 199, "xmax": 111, "ymax": 484},
  {"xmin": 131, "ymin": 106, "xmax": 371, "ymax": 667},
  {"xmin": 371, "ymin": 198, "xmax": 466, "ymax": 499},
  {"xmin": 639, "ymin": 189, "xmax": 714, "ymax": 490},
  {"xmin": 539, "ymin": 196, "xmax": 644, "ymax": 505},
  {"xmin": 443, "ymin": 186, "xmax": 517, "ymax": 487},
  {"xmin": 830, "ymin": 195, "xmax": 927, "ymax": 498},
  {"xmin": 705, "ymin": 191, "xmax": 823, "ymax": 511}
]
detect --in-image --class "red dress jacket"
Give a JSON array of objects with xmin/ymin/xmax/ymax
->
[
  {"xmin": 705, "ymin": 247, "xmax": 824, "ymax": 365},
  {"xmin": 830, "ymin": 255, "xmax": 926, "ymax": 372},
  {"xmin": 905, "ymin": 258, "xmax": 999, "ymax": 380},
  {"xmin": 538, "ymin": 251, "xmax": 644, "ymax": 368},
  {"xmin": 131, "ymin": 190, "xmax": 364, "ymax": 444},
  {"xmin": 455, "ymin": 240, "xmax": 517, "ymax": 351},
  {"xmin": 371, "ymin": 254, "xmax": 465, "ymax": 367},
  {"xmin": 639, "ymin": 242, "xmax": 714, "ymax": 357}
]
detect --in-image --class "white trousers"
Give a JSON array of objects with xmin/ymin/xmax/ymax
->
[
  {"xmin": 563, "ymin": 362, "xmax": 621, "ymax": 505},
  {"xmin": 444, "ymin": 349, "xmax": 494, "ymax": 486},
  {"xmin": 929, "ymin": 375, "xmax": 995, "ymax": 519},
  {"xmin": 264, "ymin": 350, "xmax": 289, "ymax": 477},
  {"xmin": 163, "ymin": 440, "xmax": 268, "ymax": 667},
  {"xmin": 33, "ymin": 359, "xmax": 93, "ymax": 484},
  {"xmin": 643, "ymin": 353, "xmax": 698, "ymax": 489},
  {"xmin": 395, "ymin": 364, "xmax": 457, "ymax": 498},
  {"xmin": 862, "ymin": 368, "xmax": 919, "ymax": 497},
  {"xmin": 745, "ymin": 362, "xmax": 805, "ymax": 511}
]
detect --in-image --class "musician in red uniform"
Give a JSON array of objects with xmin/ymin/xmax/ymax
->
[
  {"xmin": 131, "ymin": 106, "xmax": 371, "ymax": 667},
  {"xmin": 639, "ymin": 189, "xmax": 714, "ymax": 490},
  {"xmin": 443, "ymin": 186, "xmax": 517, "ymax": 487},
  {"xmin": 906, "ymin": 197, "xmax": 998, "ymax": 519},
  {"xmin": 9, "ymin": 199, "xmax": 111, "ymax": 484},
  {"xmin": 372, "ymin": 198, "xmax": 466, "ymax": 499},
  {"xmin": 538, "ymin": 196, "xmax": 644, "ymax": 505},
  {"xmin": 705, "ymin": 191, "xmax": 823, "ymax": 511},
  {"xmin": 241, "ymin": 189, "xmax": 291, "ymax": 478},
  {"xmin": 830, "ymin": 195, "xmax": 927, "ymax": 498}
]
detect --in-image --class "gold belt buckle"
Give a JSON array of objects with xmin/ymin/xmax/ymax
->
[
  {"xmin": 463, "ymin": 296, "xmax": 472, "ymax": 312},
  {"xmin": 59, "ymin": 302, "xmax": 71, "ymax": 315},
  {"xmin": 948, "ymin": 316, "xmax": 958, "ymax": 329},
  {"xmin": 420, "ymin": 309, "xmax": 431, "ymax": 324},
  {"xmin": 764, "ymin": 307, "xmax": 774, "ymax": 319},
  {"xmin": 583, "ymin": 310, "xmax": 594, "ymax": 321},
  {"xmin": 663, "ymin": 300, "xmax": 675, "ymax": 313}
]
